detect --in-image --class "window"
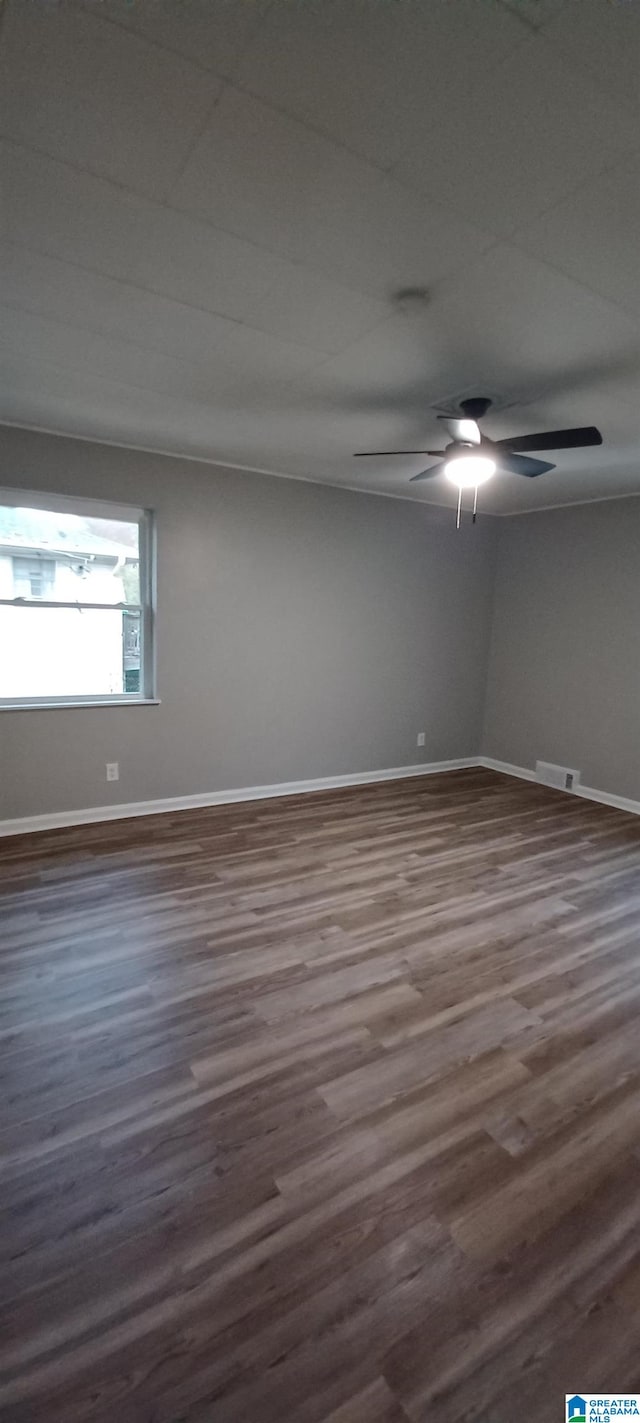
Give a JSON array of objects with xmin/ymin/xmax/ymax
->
[
  {"xmin": 0, "ymin": 492, "xmax": 155, "ymax": 707},
  {"xmin": 13, "ymin": 556, "xmax": 56, "ymax": 600}
]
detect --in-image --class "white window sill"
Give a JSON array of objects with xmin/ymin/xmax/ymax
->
[{"xmin": 0, "ymin": 699, "xmax": 161, "ymax": 711}]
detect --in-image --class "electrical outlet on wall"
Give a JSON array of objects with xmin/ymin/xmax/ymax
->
[
  {"xmin": 417, "ymin": 732, "xmax": 426, "ymax": 747},
  {"xmin": 106, "ymin": 762, "xmax": 119, "ymax": 782}
]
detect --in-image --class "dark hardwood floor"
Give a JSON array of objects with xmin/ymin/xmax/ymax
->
[{"xmin": 1, "ymin": 767, "xmax": 640, "ymax": 1421}]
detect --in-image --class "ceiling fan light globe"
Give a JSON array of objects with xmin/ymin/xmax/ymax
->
[{"xmin": 445, "ymin": 453, "xmax": 496, "ymax": 489}]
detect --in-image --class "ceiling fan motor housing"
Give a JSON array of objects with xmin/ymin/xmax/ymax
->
[{"xmin": 459, "ymin": 396, "xmax": 492, "ymax": 421}]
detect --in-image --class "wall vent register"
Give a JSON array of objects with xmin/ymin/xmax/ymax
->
[{"xmin": 536, "ymin": 761, "xmax": 581, "ymax": 792}]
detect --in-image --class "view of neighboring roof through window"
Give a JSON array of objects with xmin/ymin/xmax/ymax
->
[{"xmin": 0, "ymin": 496, "xmax": 155, "ymax": 706}]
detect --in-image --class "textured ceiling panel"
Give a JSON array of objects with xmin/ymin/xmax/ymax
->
[{"xmin": 0, "ymin": 0, "xmax": 638, "ymax": 513}]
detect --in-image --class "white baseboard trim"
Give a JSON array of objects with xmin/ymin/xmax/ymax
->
[
  {"xmin": 478, "ymin": 756, "xmax": 640, "ymax": 818},
  {"xmin": 4, "ymin": 755, "xmax": 638, "ymax": 838},
  {"xmin": 478, "ymin": 756, "xmax": 537, "ymax": 783},
  {"xmin": 572, "ymin": 784, "xmax": 640, "ymax": 817},
  {"xmin": 0, "ymin": 757, "xmax": 479, "ymax": 838}
]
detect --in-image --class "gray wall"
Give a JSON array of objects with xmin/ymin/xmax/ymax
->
[
  {"xmin": 482, "ymin": 498, "xmax": 640, "ymax": 801},
  {"xmin": 0, "ymin": 425, "xmax": 497, "ymax": 820}
]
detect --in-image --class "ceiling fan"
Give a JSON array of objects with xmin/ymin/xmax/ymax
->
[{"xmin": 354, "ymin": 397, "xmax": 603, "ymax": 525}]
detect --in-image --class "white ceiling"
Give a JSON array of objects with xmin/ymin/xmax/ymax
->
[{"xmin": 0, "ymin": 0, "xmax": 639, "ymax": 514}]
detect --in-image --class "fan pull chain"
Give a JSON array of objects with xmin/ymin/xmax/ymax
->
[
  {"xmin": 456, "ymin": 487, "xmax": 462, "ymax": 530},
  {"xmin": 472, "ymin": 485, "xmax": 478, "ymax": 523}
]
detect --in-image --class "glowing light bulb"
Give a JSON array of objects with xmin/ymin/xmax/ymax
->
[{"xmin": 445, "ymin": 453, "xmax": 496, "ymax": 489}]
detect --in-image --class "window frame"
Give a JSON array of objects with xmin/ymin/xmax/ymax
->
[{"xmin": 0, "ymin": 488, "xmax": 157, "ymax": 710}]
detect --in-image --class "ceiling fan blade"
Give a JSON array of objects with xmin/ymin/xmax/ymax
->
[
  {"xmin": 409, "ymin": 463, "xmax": 445, "ymax": 482},
  {"xmin": 354, "ymin": 448, "xmax": 442, "ymax": 457},
  {"xmin": 437, "ymin": 415, "xmax": 481, "ymax": 445},
  {"xmin": 499, "ymin": 453, "xmax": 556, "ymax": 478},
  {"xmin": 496, "ymin": 425, "xmax": 602, "ymax": 453}
]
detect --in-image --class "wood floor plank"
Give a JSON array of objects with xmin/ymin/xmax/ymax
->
[{"xmin": 1, "ymin": 768, "xmax": 640, "ymax": 1420}]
